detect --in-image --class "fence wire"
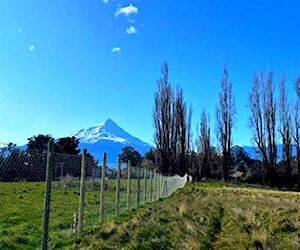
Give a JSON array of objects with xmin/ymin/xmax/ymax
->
[{"xmin": 0, "ymin": 149, "xmax": 188, "ymax": 249}]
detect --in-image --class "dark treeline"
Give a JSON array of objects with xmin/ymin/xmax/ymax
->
[
  {"xmin": 1, "ymin": 63, "xmax": 299, "ymax": 191},
  {"xmin": 149, "ymin": 63, "xmax": 300, "ymax": 191},
  {"xmin": 153, "ymin": 62, "xmax": 192, "ymax": 176}
]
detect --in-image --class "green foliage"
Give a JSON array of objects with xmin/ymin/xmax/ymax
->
[
  {"xmin": 143, "ymin": 148, "xmax": 155, "ymax": 163},
  {"xmin": 231, "ymin": 145, "xmax": 253, "ymax": 167},
  {"xmin": 27, "ymin": 135, "xmax": 81, "ymax": 156},
  {"xmin": 120, "ymin": 146, "xmax": 142, "ymax": 167},
  {"xmin": 87, "ymin": 152, "xmax": 99, "ymax": 166},
  {"xmin": 27, "ymin": 134, "xmax": 52, "ymax": 154},
  {"xmin": 54, "ymin": 136, "xmax": 80, "ymax": 155},
  {"xmin": 237, "ymin": 160, "xmax": 247, "ymax": 173}
]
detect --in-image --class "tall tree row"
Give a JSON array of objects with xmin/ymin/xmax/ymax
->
[
  {"xmin": 249, "ymin": 70, "xmax": 277, "ymax": 186},
  {"xmin": 215, "ymin": 66, "xmax": 236, "ymax": 181},
  {"xmin": 278, "ymin": 75, "xmax": 292, "ymax": 189},
  {"xmin": 153, "ymin": 63, "xmax": 192, "ymax": 175},
  {"xmin": 294, "ymin": 77, "xmax": 300, "ymax": 188},
  {"xmin": 198, "ymin": 109, "xmax": 211, "ymax": 180},
  {"xmin": 152, "ymin": 62, "xmax": 299, "ymax": 187}
]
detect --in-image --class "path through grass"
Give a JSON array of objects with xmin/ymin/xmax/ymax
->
[
  {"xmin": 1, "ymin": 181, "xmax": 300, "ymax": 249},
  {"xmin": 63, "ymin": 182, "xmax": 300, "ymax": 249}
]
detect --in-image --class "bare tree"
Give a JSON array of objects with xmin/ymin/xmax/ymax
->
[
  {"xmin": 279, "ymin": 74, "xmax": 292, "ymax": 189},
  {"xmin": 153, "ymin": 62, "xmax": 173, "ymax": 174},
  {"xmin": 187, "ymin": 105, "xmax": 193, "ymax": 154},
  {"xmin": 176, "ymin": 89, "xmax": 186, "ymax": 174},
  {"xmin": 264, "ymin": 71, "xmax": 277, "ymax": 186},
  {"xmin": 185, "ymin": 105, "xmax": 193, "ymax": 177},
  {"xmin": 249, "ymin": 70, "xmax": 277, "ymax": 186},
  {"xmin": 215, "ymin": 66, "xmax": 235, "ymax": 181},
  {"xmin": 198, "ymin": 109, "xmax": 211, "ymax": 180},
  {"xmin": 153, "ymin": 63, "xmax": 192, "ymax": 175},
  {"xmin": 249, "ymin": 71, "xmax": 268, "ymax": 184},
  {"xmin": 296, "ymin": 76, "xmax": 300, "ymax": 98},
  {"xmin": 293, "ymin": 76, "xmax": 300, "ymax": 188}
]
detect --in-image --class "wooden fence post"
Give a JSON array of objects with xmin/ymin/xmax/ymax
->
[
  {"xmin": 144, "ymin": 168, "xmax": 147, "ymax": 204},
  {"xmin": 91, "ymin": 164, "xmax": 96, "ymax": 191},
  {"xmin": 150, "ymin": 170, "xmax": 153, "ymax": 202},
  {"xmin": 153, "ymin": 172, "xmax": 157, "ymax": 201},
  {"xmin": 163, "ymin": 176, "xmax": 168, "ymax": 197},
  {"xmin": 77, "ymin": 149, "xmax": 87, "ymax": 233},
  {"xmin": 99, "ymin": 153, "xmax": 106, "ymax": 223},
  {"xmin": 158, "ymin": 173, "xmax": 161, "ymax": 199},
  {"xmin": 41, "ymin": 138, "xmax": 54, "ymax": 250},
  {"xmin": 115, "ymin": 157, "xmax": 121, "ymax": 216},
  {"xmin": 158, "ymin": 173, "xmax": 160, "ymax": 198},
  {"xmin": 126, "ymin": 160, "xmax": 131, "ymax": 210},
  {"xmin": 159, "ymin": 174, "xmax": 163, "ymax": 198},
  {"xmin": 136, "ymin": 166, "xmax": 141, "ymax": 207}
]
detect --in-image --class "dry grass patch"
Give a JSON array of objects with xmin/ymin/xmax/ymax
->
[{"xmin": 63, "ymin": 183, "xmax": 300, "ymax": 249}]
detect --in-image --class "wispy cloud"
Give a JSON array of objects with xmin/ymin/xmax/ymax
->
[
  {"xmin": 28, "ymin": 45, "xmax": 35, "ymax": 52},
  {"xmin": 18, "ymin": 28, "xmax": 22, "ymax": 33},
  {"xmin": 102, "ymin": 0, "xmax": 108, "ymax": 4},
  {"xmin": 115, "ymin": 4, "xmax": 138, "ymax": 17},
  {"xmin": 111, "ymin": 47, "xmax": 121, "ymax": 53},
  {"xmin": 126, "ymin": 25, "xmax": 137, "ymax": 34}
]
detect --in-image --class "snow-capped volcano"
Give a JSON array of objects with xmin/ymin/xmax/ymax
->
[
  {"xmin": 72, "ymin": 119, "xmax": 152, "ymax": 166},
  {"xmin": 73, "ymin": 119, "xmax": 149, "ymax": 146}
]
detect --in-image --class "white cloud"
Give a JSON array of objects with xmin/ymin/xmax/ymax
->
[
  {"xmin": 102, "ymin": 0, "xmax": 108, "ymax": 4},
  {"xmin": 28, "ymin": 45, "xmax": 35, "ymax": 51},
  {"xmin": 126, "ymin": 25, "xmax": 137, "ymax": 34},
  {"xmin": 111, "ymin": 47, "xmax": 121, "ymax": 53},
  {"xmin": 115, "ymin": 4, "xmax": 138, "ymax": 17}
]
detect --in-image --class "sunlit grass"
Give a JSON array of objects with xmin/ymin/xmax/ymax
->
[
  {"xmin": 63, "ymin": 182, "xmax": 300, "ymax": 250},
  {"xmin": 0, "ymin": 178, "xmax": 154, "ymax": 249},
  {"xmin": 1, "ymin": 181, "xmax": 300, "ymax": 249}
]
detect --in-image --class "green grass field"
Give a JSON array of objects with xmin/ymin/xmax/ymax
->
[
  {"xmin": 62, "ymin": 182, "xmax": 300, "ymax": 250},
  {"xmin": 0, "ymin": 179, "xmax": 151, "ymax": 249},
  {"xmin": 1, "ymin": 181, "xmax": 300, "ymax": 249}
]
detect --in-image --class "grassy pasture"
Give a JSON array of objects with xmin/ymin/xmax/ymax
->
[
  {"xmin": 1, "ymin": 181, "xmax": 300, "ymax": 249},
  {"xmin": 0, "ymin": 179, "xmax": 149, "ymax": 249},
  {"xmin": 62, "ymin": 182, "xmax": 300, "ymax": 250}
]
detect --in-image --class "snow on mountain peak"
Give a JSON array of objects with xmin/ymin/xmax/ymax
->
[
  {"xmin": 97, "ymin": 118, "xmax": 116, "ymax": 127},
  {"xmin": 72, "ymin": 119, "xmax": 149, "ymax": 146}
]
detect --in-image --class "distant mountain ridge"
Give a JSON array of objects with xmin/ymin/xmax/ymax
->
[
  {"xmin": 9, "ymin": 119, "xmax": 297, "ymax": 166},
  {"xmin": 243, "ymin": 145, "xmax": 298, "ymax": 161},
  {"xmin": 72, "ymin": 119, "xmax": 152, "ymax": 166},
  {"xmin": 73, "ymin": 119, "xmax": 149, "ymax": 145}
]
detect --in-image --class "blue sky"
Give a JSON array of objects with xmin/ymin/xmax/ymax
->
[{"xmin": 0, "ymin": 0, "xmax": 299, "ymax": 147}]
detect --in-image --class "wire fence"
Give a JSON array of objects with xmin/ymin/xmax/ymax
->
[{"xmin": 0, "ymin": 141, "xmax": 188, "ymax": 249}]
